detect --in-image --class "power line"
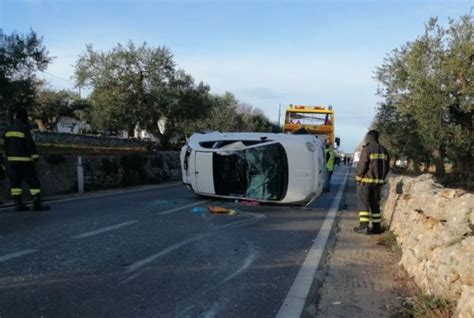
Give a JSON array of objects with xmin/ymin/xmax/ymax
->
[{"xmin": 39, "ymin": 70, "xmax": 73, "ymax": 83}]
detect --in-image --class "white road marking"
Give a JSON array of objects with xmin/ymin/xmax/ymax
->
[
  {"xmin": 126, "ymin": 234, "xmax": 210, "ymax": 273},
  {"xmin": 124, "ymin": 214, "xmax": 264, "ymax": 275},
  {"xmin": 157, "ymin": 200, "xmax": 209, "ymax": 215},
  {"xmin": 223, "ymin": 242, "xmax": 257, "ymax": 283},
  {"xmin": 276, "ymin": 169, "xmax": 349, "ymax": 318},
  {"xmin": 202, "ymin": 302, "xmax": 220, "ymax": 318},
  {"xmin": 0, "ymin": 249, "xmax": 38, "ymax": 263},
  {"xmin": 73, "ymin": 220, "xmax": 138, "ymax": 239}
]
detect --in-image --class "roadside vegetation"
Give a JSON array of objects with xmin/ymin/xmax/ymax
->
[
  {"xmin": 373, "ymin": 12, "xmax": 473, "ymax": 189},
  {"xmin": 377, "ymin": 230, "xmax": 402, "ymax": 255},
  {"xmin": 0, "ymin": 29, "xmax": 279, "ymax": 149},
  {"xmin": 391, "ymin": 288, "xmax": 455, "ymax": 318}
]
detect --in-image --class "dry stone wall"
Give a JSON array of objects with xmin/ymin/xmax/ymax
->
[
  {"xmin": 382, "ymin": 174, "xmax": 474, "ymax": 317},
  {"xmin": 34, "ymin": 131, "xmax": 154, "ymax": 149},
  {"xmin": 0, "ymin": 151, "xmax": 181, "ymax": 198}
]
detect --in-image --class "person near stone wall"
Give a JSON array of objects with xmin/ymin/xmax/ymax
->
[
  {"xmin": 4, "ymin": 108, "xmax": 50, "ymax": 211},
  {"xmin": 354, "ymin": 130, "xmax": 390, "ymax": 234}
]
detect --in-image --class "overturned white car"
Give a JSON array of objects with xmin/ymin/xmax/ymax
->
[{"xmin": 180, "ymin": 132, "xmax": 327, "ymax": 205}]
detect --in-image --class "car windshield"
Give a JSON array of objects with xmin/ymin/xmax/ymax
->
[{"xmin": 213, "ymin": 142, "xmax": 288, "ymax": 200}]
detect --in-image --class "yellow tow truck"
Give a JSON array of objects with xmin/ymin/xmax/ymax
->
[{"xmin": 283, "ymin": 105, "xmax": 337, "ymax": 146}]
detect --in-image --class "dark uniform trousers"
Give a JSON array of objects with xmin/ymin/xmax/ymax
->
[
  {"xmin": 9, "ymin": 162, "xmax": 41, "ymax": 199},
  {"xmin": 356, "ymin": 183, "xmax": 381, "ymax": 226}
]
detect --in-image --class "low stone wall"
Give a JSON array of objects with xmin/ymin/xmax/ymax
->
[
  {"xmin": 0, "ymin": 151, "xmax": 181, "ymax": 198},
  {"xmin": 33, "ymin": 131, "xmax": 154, "ymax": 149},
  {"xmin": 382, "ymin": 174, "xmax": 474, "ymax": 317},
  {"xmin": 83, "ymin": 151, "xmax": 181, "ymax": 191}
]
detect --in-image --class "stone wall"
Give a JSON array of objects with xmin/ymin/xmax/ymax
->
[
  {"xmin": 33, "ymin": 131, "xmax": 154, "ymax": 149},
  {"xmin": 83, "ymin": 151, "xmax": 181, "ymax": 191},
  {"xmin": 382, "ymin": 174, "xmax": 474, "ymax": 317},
  {"xmin": 0, "ymin": 151, "xmax": 181, "ymax": 198}
]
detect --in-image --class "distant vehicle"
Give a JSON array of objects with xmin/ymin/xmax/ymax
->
[
  {"xmin": 181, "ymin": 132, "xmax": 327, "ymax": 205},
  {"xmin": 283, "ymin": 105, "xmax": 339, "ymax": 146}
]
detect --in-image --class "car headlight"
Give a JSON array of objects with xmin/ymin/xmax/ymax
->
[{"xmin": 305, "ymin": 142, "xmax": 316, "ymax": 152}]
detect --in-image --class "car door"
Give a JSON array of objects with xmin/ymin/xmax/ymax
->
[{"xmin": 194, "ymin": 151, "xmax": 215, "ymax": 194}]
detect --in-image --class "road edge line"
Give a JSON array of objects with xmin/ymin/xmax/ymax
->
[{"xmin": 276, "ymin": 168, "xmax": 349, "ymax": 318}]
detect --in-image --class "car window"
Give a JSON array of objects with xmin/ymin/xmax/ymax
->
[{"xmin": 213, "ymin": 143, "xmax": 288, "ymax": 200}]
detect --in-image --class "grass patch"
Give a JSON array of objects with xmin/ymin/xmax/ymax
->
[
  {"xmin": 377, "ymin": 230, "xmax": 402, "ymax": 254},
  {"xmin": 397, "ymin": 294, "xmax": 455, "ymax": 318}
]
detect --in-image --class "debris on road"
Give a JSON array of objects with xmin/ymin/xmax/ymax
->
[
  {"xmin": 240, "ymin": 200, "xmax": 260, "ymax": 206},
  {"xmin": 205, "ymin": 206, "xmax": 239, "ymax": 216},
  {"xmin": 191, "ymin": 207, "xmax": 207, "ymax": 213},
  {"xmin": 207, "ymin": 206, "xmax": 230, "ymax": 213}
]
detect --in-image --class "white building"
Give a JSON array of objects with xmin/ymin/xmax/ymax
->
[{"xmin": 55, "ymin": 117, "xmax": 91, "ymax": 134}]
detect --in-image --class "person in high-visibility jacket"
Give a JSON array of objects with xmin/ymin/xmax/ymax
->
[
  {"xmin": 354, "ymin": 130, "xmax": 389, "ymax": 234},
  {"xmin": 324, "ymin": 144, "xmax": 335, "ymax": 192},
  {"xmin": 4, "ymin": 108, "xmax": 50, "ymax": 211}
]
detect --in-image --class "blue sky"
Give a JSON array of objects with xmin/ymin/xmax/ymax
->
[{"xmin": 1, "ymin": 0, "xmax": 471, "ymax": 151}]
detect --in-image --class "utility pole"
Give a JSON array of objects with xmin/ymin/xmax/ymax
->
[{"xmin": 278, "ymin": 104, "xmax": 282, "ymax": 131}]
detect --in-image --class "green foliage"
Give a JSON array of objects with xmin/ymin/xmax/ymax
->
[
  {"xmin": 74, "ymin": 42, "xmax": 216, "ymax": 144},
  {"xmin": 403, "ymin": 294, "xmax": 454, "ymax": 318},
  {"xmin": 178, "ymin": 92, "xmax": 279, "ymax": 136},
  {"xmin": 374, "ymin": 13, "xmax": 473, "ymax": 182},
  {"xmin": 0, "ymin": 29, "xmax": 51, "ymax": 122},
  {"xmin": 375, "ymin": 102, "xmax": 427, "ymax": 166},
  {"xmin": 33, "ymin": 84, "xmax": 91, "ymax": 130},
  {"xmin": 378, "ymin": 230, "xmax": 402, "ymax": 255},
  {"xmin": 2, "ymin": 32, "xmax": 278, "ymax": 143},
  {"xmin": 75, "ymin": 40, "xmax": 278, "ymax": 142}
]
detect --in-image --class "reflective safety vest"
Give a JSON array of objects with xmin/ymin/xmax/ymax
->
[
  {"xmin": 326, "ymin": 148, "xmax": 335, "ymax": 171},
  {"xmin": 356, "ymin": 140, "xmax": 390, "ymax": 185},
  {"xmin": 4, "ymin": 119, "xmax": 39, "ymax": 163}
]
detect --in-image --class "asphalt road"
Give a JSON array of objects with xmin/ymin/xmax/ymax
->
[{"xmin": 0, "ymin": 165, "xmax": 349, "ymax": 318}]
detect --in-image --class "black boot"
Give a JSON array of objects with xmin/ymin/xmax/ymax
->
[
  {"xmin": 14, "ymin": 197, "xmax": 29, "ymax": 212},
  {"xmin": 370, "ymin": 223, "xmax": 383, "ymax": 234},
  {"xmin": 353, "ymin": 222, "xmax": 369, "ymax": 234},
  {"xmin": 32, "ymin": 197, "xmax": 50, "ymax": 211}
]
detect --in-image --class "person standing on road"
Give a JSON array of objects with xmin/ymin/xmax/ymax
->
[
  {"xmin": 353, "ymin": 130, "xmax": 389, "ymax": 234},
  {"xmin": 4, "ymin": 108, "xmax": 50, "ymax": 211},
  {"xmin": 324, "ymin": 144, "xmax": 335, "ymax": 192}
]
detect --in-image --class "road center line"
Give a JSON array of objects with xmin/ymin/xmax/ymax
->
[
  {"xmin": 276, "ymin": 168, "xmax": 349, "ymax": 318},
  {"xmin": 73, "ymin": 220, "xmax": 138, "ymax": 239},
  {"xmin": 157, "ymin": 200, "xmax": 209, "ymax": 215},
  {"xmin": 124, "ymin": 214, "xmax": 264, "ymax": 275},
  {"xmin": 0, "ymin": 249, "xmax": 38, "ymax": 263}
]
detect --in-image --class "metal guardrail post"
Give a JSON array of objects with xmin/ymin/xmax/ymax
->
[{"xmin": 77, "ymin": 155, "xmax": 84, "ymax": 194}]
